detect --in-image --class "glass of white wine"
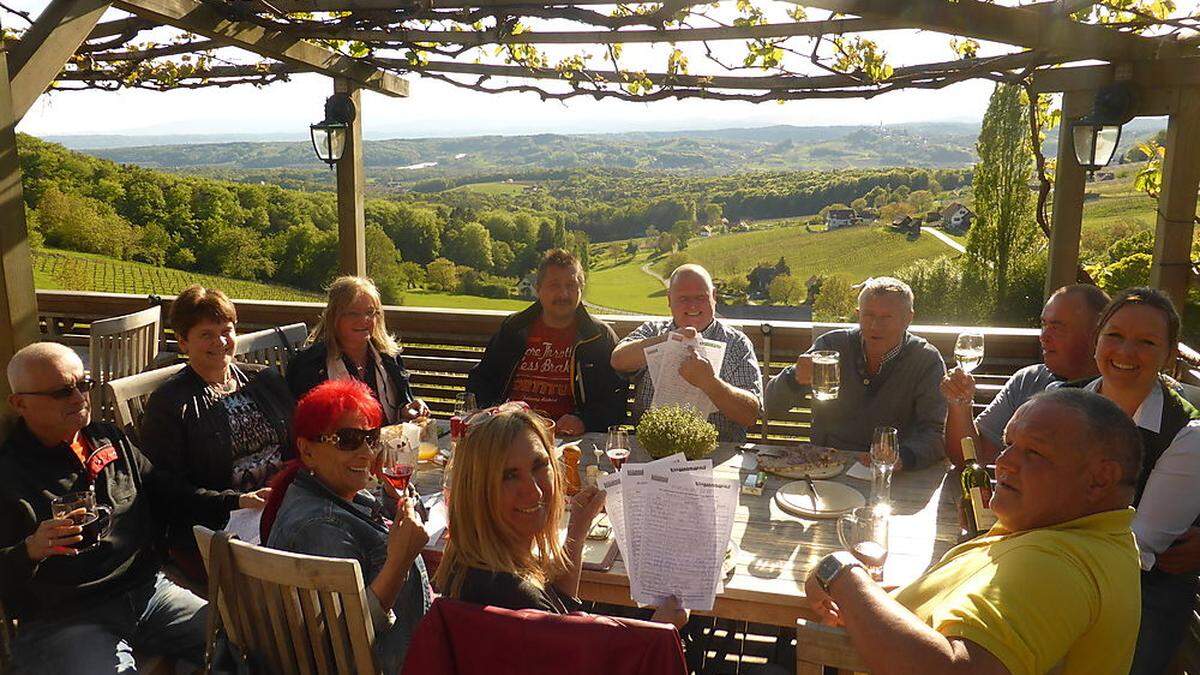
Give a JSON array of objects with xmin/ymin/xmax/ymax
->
[{"xmin": 954, "ymin": 331, "xmax": 985, "ymax": 374}]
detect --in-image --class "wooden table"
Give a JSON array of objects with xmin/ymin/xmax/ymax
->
[{"xmin": 415, "ymin": 432, "xmax": 961, "ymax": 629}]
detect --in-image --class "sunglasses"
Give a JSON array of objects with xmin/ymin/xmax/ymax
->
[
  {"xmin": 18, "ymin": 377, "xmax": 94, "ymax": 400},
  {"xmin": 314, "ymin": 427, "xmax": 381, "ymax": 452}
]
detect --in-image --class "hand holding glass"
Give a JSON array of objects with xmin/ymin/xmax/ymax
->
[
  {"xmin": 837, "ymin": 505, "xmax": 890, "ymax": 581},
  {"xmin": 954, "ymin": 331, "xmax": 985, "ymax": 374},
  {"xmin": 811, "ymin": 350, "xmax": 840, "ymax": 401}
]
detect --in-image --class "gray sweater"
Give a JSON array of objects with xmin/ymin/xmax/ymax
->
[{"xmin": 765, "ymin": 328, "xmax": 948, "ymax": 469}]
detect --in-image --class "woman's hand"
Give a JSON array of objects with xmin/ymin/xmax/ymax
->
[
  {"xmin": 239, "ymin": 487, "xmax": 272, "ymax": 510},
  {"xmin": 567, "ymin": 485, "xmax": 605, "ymax": 541},
  {"xmin": 386, "ymin": 498, "xmax": 429, "ymax": 568},
  {"xmin": 650, "ymin": 595, "xmax": 690, "ymax": 629},
  {"xmin": 940, "ymin": 367, "xmax": 976, "ymax": 407}
]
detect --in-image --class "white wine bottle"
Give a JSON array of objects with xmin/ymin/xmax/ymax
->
[{"xmin": 959, "ymin": 437, "xmax": 996, "ymax": 539}]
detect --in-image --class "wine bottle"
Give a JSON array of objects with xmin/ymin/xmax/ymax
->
[{"xmin": 959, "ymin": 437, "xmax": 996, "ymax": 539}]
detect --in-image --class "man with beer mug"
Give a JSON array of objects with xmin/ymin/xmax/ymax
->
[
  {"xmin": 0, "ymin": 342, "xmax": 264, "ymax": 673},
  {"xmin": 765, "ymin": 277, "xmax": 947, "ymax": 470}
]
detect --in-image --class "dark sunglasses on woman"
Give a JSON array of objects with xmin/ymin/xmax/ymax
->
[{"xmin": 315, "ymin": 427, "xmax": 382, "ymax": 452}]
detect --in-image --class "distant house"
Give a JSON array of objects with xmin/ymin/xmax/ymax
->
[
  {"xmin": 890, "ymin": 215, "xmax": 920, "ymax": 235},
  {"xmin": 826, "ymin": 208, "xmax": 857, "ymax": 229},
  {"xmin": 1091, "ymin": 171, "xmax": 1116, "ymax": 182},
  {"xmin": 924, "ymin": 211, "xmax": 941, "ymax": 224},
  {"xmin": 940, "ymin": 202, "xmax": 974, "ymax": 233},
  {"xmin": 746, "ymin": 258, "xmax": 791, "ymax": 298}
]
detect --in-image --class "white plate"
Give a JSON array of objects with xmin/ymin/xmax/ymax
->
[{"xmin": 774, "ymin": 480, "xmax": 866, "ymax": 519}]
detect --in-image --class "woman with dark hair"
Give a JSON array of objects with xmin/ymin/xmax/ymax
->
[
  {"xmin": 264, "ymin": 379, "xmax": 430, "ymax": 673},
  {"xmin": 140, "ymin": 285, "xmax": 289, "ymax": 578},
  {"xmin": 287, "ymin": 276, "xmax": 428, "ymax": 423},
  {"xmin": 1056, "ymin": 287, "xmax": 1200, "ymax": 674}
]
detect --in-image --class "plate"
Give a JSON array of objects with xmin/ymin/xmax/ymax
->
[
  {"xmin": 757, "ymin": 445, "xmax": 846, "ymax": 479},
  {"xmin": 774, "ymin": 480, "xmax": 865, "ymax": 519}
]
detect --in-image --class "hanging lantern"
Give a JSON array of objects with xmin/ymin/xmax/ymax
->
[
  {"xmin": 1070, "ymin": 82, "xmax": 1136, "ymax": 174},
  {"xmin": 309, "ymin": 93, "xmax": 356, "ymax": 168}
]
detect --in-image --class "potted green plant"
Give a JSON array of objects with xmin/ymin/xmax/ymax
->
[{"xmin": 635, "ymin": 404, "xmax": 719, "ymax": 460}]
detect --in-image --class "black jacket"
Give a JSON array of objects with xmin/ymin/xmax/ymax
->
[
  {"xmin": 0, "ymin": 420, "xmax": 238, "ymax": 621},
  {"xmin": 140, "ymin": 363, "xmax": 294, "ymax": 493},
  {"xmin": 286, "ymin": 342, "xmax": 415, "ymax": 418},
  {"xmin": 466, "ymin": 302, "xmax": 627, "ymax": 432}
]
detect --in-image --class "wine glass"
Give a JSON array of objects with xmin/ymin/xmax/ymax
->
[
  {"xmin": 606, "ymin": 426, "xmax": 630, "ymax": 471},
  {"xmin": 837, "ymin": 505, "xmax": 890, "ymax": 581},
  {"xmin": 378, "ymin": 426, "xmax": 418, "ymax": 501},
  {"xmin": 450, "ymin": 392, "xmax": 477, "ymax": 451},
  {"xmin": 870, "ymin": 426, "xmax": 898, "ymax": 506},
  {"xmin": 954, "ymin": 331, "xmax": 985, "ymax": 374}
]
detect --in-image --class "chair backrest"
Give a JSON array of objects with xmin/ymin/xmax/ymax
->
[
  {"xmin": 795, "ymin": 618, "xmax": 869, "ymax": 674},
  {"xmin": 103, "ymin": 363, "xmax": 187, "ymax": 441},
  {"xmin": 193, "ymin": 526, "xmax": 379, "ymax": 675},
  {"xmin": 89, "ymin": 305, "xmax": 163, "ymax": 423},
  {"xmin": 234, "ymin": 323, "xmax": 307, "ymax": 375}
]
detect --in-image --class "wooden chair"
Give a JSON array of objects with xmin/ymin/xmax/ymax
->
[
  {"xmin": 796, "ymin": 618, "xmax": 869, "ymax": 675},
  {"xmin": 193, "ymin": 526, "xmax": 380, "ymax": 675},
  {"xmin": 234, "ymin": 323, "xmax": 307, "ymax": 375},
  {"xmin": 89, "ymin": 305, "xmax": 163, "ymax": 423},
  {"xmin": 103, "ymin": 363, "xmax": 187, "ymax": 442}
]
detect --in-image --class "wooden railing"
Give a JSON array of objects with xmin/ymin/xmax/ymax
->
[{"xmin": 33, "ymin": 289, "xmax": 1064, "ymax": 445}]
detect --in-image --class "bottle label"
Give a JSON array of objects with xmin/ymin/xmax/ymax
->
[{"xmin": 969, "ymin": 487, "xmax": 998, "ymax": 531}]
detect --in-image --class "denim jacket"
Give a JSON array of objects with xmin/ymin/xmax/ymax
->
[{"xmin": 266, "ymin": 470, "xmax": 430, "ymax": 671}]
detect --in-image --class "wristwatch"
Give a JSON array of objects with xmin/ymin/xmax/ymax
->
[{"xmin": 815, "ymin": 551, "xmax": 864, "ymax": 593}]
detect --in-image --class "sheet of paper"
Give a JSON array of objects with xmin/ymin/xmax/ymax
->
[
  {"xmin": 600, "ymin": 472, "xmax": 629, "ymax": 568},
  {"xmin": 846, "ymin": 461, "xmax": 873, "ymax": 481},
  {"xmin": 423, "ymin": 495, "xmax": 449, "ymax": 545},
  {"xmin": 648, "ymin": 332, "xmax": 730, "ymax": 418},
  {"xmin": 224, "ymin": 508, "xmax": 263, "ymax": 545},
  {"xmin": 632, "ymin": 472, "xmax": 739, "ymax": 611}
]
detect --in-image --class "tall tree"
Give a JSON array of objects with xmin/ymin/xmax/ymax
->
[{"xmin": 967, "ymin": 83, "xmax": 1036, "ymax": 313}]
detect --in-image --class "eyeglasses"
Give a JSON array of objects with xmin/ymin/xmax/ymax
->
[
  {"xmin": 17, "ymin": 377, "xmax": 94, "ymax": 400},
  {"xmin": 342, "ymin": 309, "xmax": 382, "ymax": 321},
  {"xmin": 314, "ymin": 427, "xmax": 382, "ymax": 452}
]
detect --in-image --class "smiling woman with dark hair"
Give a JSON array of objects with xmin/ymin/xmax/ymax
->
[{"xmin": 264, "ymin": 379, "xmax": 430, "ymax": 672}]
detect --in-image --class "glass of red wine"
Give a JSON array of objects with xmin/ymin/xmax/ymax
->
[
  {"xmin": 837, "ymin": 505, "xmax": 890, "ymax": 582},
  {"xmin": 606, "ymin": 426, "xmax": 630, "ymax": 471},
  {"xmin": 378, "ymin": 426, "xmax": 418, "ymax": 500}
]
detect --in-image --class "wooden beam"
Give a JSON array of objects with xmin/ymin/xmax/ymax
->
[
  {"xmin": 1150, "ymin": 89, "xmax": 1200, "ymax": 314},
  {"xmin": 1045, "ymin": 90, "xmax": 1091, "ymax": 297},
  {"xmin": 378, "ymin": 50, "xmax": 1047, "ymax": 91},
  {"xmin": 86, "ymin": 15, "xmax": 152, "ymax": 40},
  {"xmin": 111, "ymin": 0, "xmax": 410, "ymax": 97},
  {"xmin": 7, "ymin": 0, "xmax": 113, "ymax": 120},
  {"xmin": 335, "ymin": 79, "xmax": 366, "ymax": 277},
  {"xmin": 788, "ymin": 0, "xmax": 1184, "ymax": 62},
  {"xmin": 58, "ymin": 62, "xmax": 300, "ymax": 80},
  {"xmin": 1031, "ymin": 59, "xmax": 1200, "ymax": 94},
  {"xmin": 0, "ymin": 49, "xmax": 41, "ymax": 410},
  {"xmin": 289, "ymin": 17, "xmax": 899, "ymax": 45}
]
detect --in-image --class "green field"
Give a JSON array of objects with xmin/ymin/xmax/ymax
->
[
  {"xmin": 585, "ymin": 250, "xmax": 669, "ymax": 314},
  {"xmin": 686, "ymin": 225, "xmax": 953, "ymax": 285},
  {"xmin": 445, "ymin": 181, "xmax": 529, "ymax": 196},
  {"xmin": 34, "ymin": 249, "xmax": 323, "ymax": 301},
  {"xmin": 33, "ymin": 248, "xmax": 530, "ymax": 311}
]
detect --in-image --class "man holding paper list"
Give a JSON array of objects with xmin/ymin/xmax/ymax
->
[
  {"xmin": 611, "ymin": 264, "xmax": 763, "ymax": 442},
  {"xmin": 764, "ymin": 277, "xmax": 947, "ymax": 470}
]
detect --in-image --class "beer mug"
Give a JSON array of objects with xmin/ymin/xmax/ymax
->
[{"xmin": 51, "ymin": 491, "xmax": 112, "ymax": 551}]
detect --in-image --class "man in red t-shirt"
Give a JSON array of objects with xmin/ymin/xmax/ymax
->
[{"xmin": 467, "ymin": 249, "xmax": 628, "ymax": 434}]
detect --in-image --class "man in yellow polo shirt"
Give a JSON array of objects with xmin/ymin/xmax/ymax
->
[{"xmin": 805, "ymin": 388, "xmax": 1143, "ymax": 675}]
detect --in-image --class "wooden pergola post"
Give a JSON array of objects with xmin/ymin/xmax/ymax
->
[
  {"xmin": 1045, "ymin": 89, "xmax": 1091, "ymax": 297},
  {"xmin": 1149, "ymin": 90, "xmax": 1200, "ymax": 314},
  {"xmin": 335, "ymin": 79, "xmax": 366, "ymax": 277},
  {"xmin": 0, "ymin": 47, "xmax": 39, "ymax": 404}
]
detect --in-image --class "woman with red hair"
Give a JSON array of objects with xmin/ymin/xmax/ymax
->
[{"xmin": 263, "ymin": 379, "xmax": 430, "ymax": 672}]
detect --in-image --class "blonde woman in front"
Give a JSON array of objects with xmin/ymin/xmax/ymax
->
[
  {"xmin": 435, "ymin": 407, "xmax": 687, "ymax": 625},
  {"xmin": 286, "ymin": 275, "xmax": 428, "ymax": 423}
]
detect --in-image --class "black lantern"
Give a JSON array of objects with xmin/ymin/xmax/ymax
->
[
  {"xmin": 1071, "ymin": 82, "xmax": 1136, "ymax": 173},
  {"xmin": 310, "ymin": 93, "xmax": 356, "ymax": 168}
]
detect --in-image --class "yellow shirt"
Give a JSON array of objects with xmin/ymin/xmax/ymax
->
[{"xmin": 893, "ymin": 508, "xmax": 1141, "ymax": 675}]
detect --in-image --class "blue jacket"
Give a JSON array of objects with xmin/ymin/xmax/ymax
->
[{"xmin": 266, "ymin": 470, "xmax": 430, "ymax": 672}]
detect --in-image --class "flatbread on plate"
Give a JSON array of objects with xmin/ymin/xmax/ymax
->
[{"xmin": 757, "ymin": 444, "xmax": 846, "ymax": 479}]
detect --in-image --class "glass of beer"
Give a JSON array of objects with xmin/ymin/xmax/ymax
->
[
  {"xmin": 811, "ymin": 350, "xmax": 840, "ymax": 401},
  {"xmin": 51, "ymin": 491, "xmax": 111, "ymax": 551}
]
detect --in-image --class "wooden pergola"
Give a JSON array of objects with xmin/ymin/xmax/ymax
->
[{"xmin": 3, "ymin": 0, "xmax": 1200, "ymax": 404}]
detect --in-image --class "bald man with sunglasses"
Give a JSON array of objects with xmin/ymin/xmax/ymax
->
[{"xmin": 0, "ymin": 342, "xmax": 264, "ymax": 673}]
